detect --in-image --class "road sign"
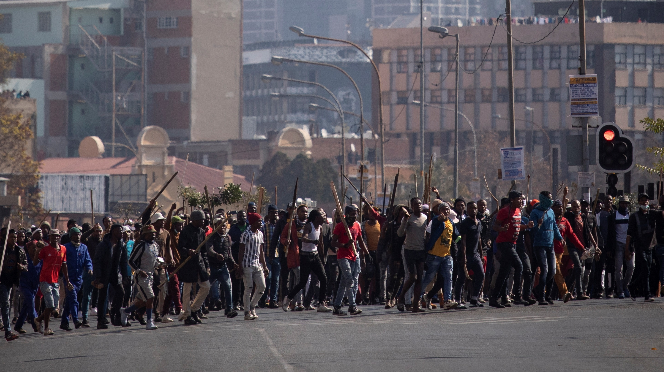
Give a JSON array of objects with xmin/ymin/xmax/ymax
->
[
  {"xmin": 500, "ymin": 147, "xmax": 526, "ymax": 181},
  {"xmin": 569, "ymin": 74, "xmax": 599, "ymax": 117}
]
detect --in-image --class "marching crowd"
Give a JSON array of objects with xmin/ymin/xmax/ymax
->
[{"xmin": 1, "ymin": 186, "xmax": 663, "ymax": 341}]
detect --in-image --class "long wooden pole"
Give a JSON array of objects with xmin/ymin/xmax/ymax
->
[
  {"xmin": 140, "ymin": 171, "xmax": 179, "ymax": 218},
  {"xmin": 90, "ymin": 189, "xmax": 94, "ymax": 224},
  {"xmin": 284, "ymin": 178, "xmax": 299, "ymax": 257},
  {"xmin": 0, "ymin": 221, "xmax": 11, "ymax": 275}
]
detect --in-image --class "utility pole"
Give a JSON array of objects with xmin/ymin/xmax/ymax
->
[
  {"xmin": 506, "ymin": 0, "xmax": 516, "ymax": 188},
  {"xmin": 453, "ymin": 35, "xmax": 459, "ymax": 197},
  {"xmin": 579, "ymin": 0, "xmax": 590, "ymax": 200},
  {"xmin": 111, "ymin": 52, "xmax": 116, "ymax": 157},
  {"xmin": 419, "ymin": 0, "xmax": 425, "ymax": 197}
]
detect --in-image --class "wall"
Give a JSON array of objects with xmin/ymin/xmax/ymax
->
[{"xmin": 0, "ymin": 2, "xmax": 67, "ymax": 47}]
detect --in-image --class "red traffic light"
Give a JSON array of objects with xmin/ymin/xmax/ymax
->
[{"xmin": 603, "ymin": 130, "xmax": 615, "ymax": 141}]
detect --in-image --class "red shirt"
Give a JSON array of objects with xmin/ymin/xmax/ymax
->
[
  {"xmin": 495, "ymin": 206, "xmax": 522, "ymax": 244},
  {"xmin": 555, "ymin": 217, "xmax": 584, "ymax": 254},
  {"xmin": 38, "ymin": 244, "xmax": 67, "ymax": 284},
  {"xmin": 334, "ymin": 221, "xmax": 361, "ymax": 261}
]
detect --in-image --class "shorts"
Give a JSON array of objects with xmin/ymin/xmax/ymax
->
[
  {"xmin": 40, "ymin": 282, "xmax": 60, "ymax": 309},
  {"xmin": 403, "ymin": 249, "xmax": 426, "ymax": 273},
  {"xmin": 133, "ymin": 275, "xmax": 155, "ymax": 302}
]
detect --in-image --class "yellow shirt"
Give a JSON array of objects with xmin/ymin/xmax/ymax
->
[
  {"xmin": 364, "ymin": 221, "xmax": 381, "ymax": 251},
  {"xmin": 429, "ymin": 219, "xmax": 453, "ymax": 258}
]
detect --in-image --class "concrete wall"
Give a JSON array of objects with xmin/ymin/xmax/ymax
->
[{"xmin": 0, "ymin": 2, "xmax": 68, "ymax": 47}]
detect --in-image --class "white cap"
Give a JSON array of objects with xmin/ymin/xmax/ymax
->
[{"xmin": 151, "ymin": 212, "xmax": 166, "ymax": 224}]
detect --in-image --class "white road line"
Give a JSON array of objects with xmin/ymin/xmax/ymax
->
[{"xmin": 259, "ymin": 328, "xmax": 294, "ymax": 372}]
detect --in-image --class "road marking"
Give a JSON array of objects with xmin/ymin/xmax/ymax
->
[{"xmin": 259, "ymin": 328, "xmax": 294, "ymax": 372}]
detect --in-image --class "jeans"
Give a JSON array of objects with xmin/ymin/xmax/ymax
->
[
  {"xmin": 325, "ymin": 255, "xmax": 339, "ymax": 300},
  {"xmin": 566, "ymin": 247, "xmax": 583, "ymax": 295},
  {"xmin": 421, "ymin": 254, "xmax": 454, "ymax": 302},
  {"xmin": 288, "ymin": 253, "xmax": 327, "ymax": 304},
  {"xmin": 209, "ymin": 265, "xmax": 233, "ymax": 312},
  {"xmin": 630, "ymin": 249, "xmax": 653, "ymax": 298},
  {"xmin": 97, "ymin": 282, "xmax": 124, "ymax": 324},
  {"xmin": 491, "ymin": 242, "xmax": 522, "ymax": 301},
  {"xmin": 242, "ymin": 265, "xmax": 266, "ymax": 312},
  {"xmin": 61, "ymin": 283, "xmax": 81, "ymax": 325},
  {"xmin": 614, "ymin": 242, "xmax": 634, "ymax": 296},
  {"xmin": 0, "ymin": 283, "xmax": 12, "ymax": 334},
  {"xmin": 454, "ymin": 253, "xmax": 485, "ymax": 300},
  {"xmin": 592, "ymin": 246, "xmax": 614, "ymax": 296},
  {"xmin": 656, "ymin": 245, "xmax": 664, "ymax": 289},
  {"xmin": 516, "ymin": 245, "xmax": 534, "ymax": 300},
  {"xmin": 15, "ymin": 285, "xmax": 37, "ymax": 330},
  {"xmin": 534, "ymin": 246, "xmax": 556, "ymax": 301},
  {"xmin": 263, "ymin": 257, "xmax": 281, "ymax": 303},
  {"xmin": 182, "ymin": 277, "xmax": 211, "ymax": 317},
  {"xmin": 334, "ymin": 258, "xmax": 360, "ymax": 308}
]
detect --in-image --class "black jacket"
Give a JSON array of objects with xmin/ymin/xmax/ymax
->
[
  {"xmin": 177, "ymin": 223, "xmax": 209, "ymax": 283},
  {"xmin": 207, "ymin": 232, "xmax": 235, "ymax": 269},
  {"xmin": 93, "ymin": 234, "xmax": 128, "ymax": 285},
  {"xmin": 0, "ymin": 244, "xmax": 27, "ymax": 287}
]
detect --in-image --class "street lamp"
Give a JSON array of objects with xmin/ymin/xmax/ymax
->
[
  {"xmin": 412, "ymin": 100, "xmax": 476, "ymax": 180},
  {"xmin": 428, "ymin": 26, "xmax": 460, "ymax": 197},
  {"xmin": 261, "ymin": 74, "xmax": 347, "ymax": 190},
  {"xmin": 269, "ymin": 92, "xmax": 343, "ymax": 137},
  {"xmin": 272, "ymin": 56, "xmax": 368, "ymax": 214},
  {"xmin": 289, "ymin": 25, "xmax": 386, "ymax": 202}
]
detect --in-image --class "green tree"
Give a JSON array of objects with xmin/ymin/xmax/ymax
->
[{"xmin": 636, "ymin": 117, "xmax": 664, "ymax": 177}]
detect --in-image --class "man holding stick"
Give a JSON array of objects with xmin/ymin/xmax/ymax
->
[{"xmin": 176, "ymin": 210, "xmax": 211, "ymax": 325}]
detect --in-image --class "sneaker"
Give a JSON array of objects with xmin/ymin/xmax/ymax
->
[
  {"xmin": 197, "ymin": 311, "xmax": 208, "ymax": 319},
  {"xmin": 577, "ymin": 294, "xmax": 589, "ymax": 300},
  {"xmin": 333, "ymin": 306, "xmax": 347, "ymax": 316},
  {"xmin": 317, "ymin": 304, "xmax": 333, "ymax": 313},
  {"xmin": 251, "ymin": 309, "xmax": 258, "ymax": 319},
  {"xmin": 43, "ymin": 328, "xmax": 54, "ymax": 336},
  {"xmin": 136, "ymin": 315, "xmax": 146, "ymax": 325},
  {"xmin": 525, "ymin": 299, "xmax": 537, "ymax": 306},
  {"xmin": 244, "ymin": 312, "xmax": 257, "ymax": 321},
  {"xmin": 226, "ymin": 310, "xmax": 238, "ymax": 318},
  {"xmin": 74, "ymin": 321, "xmax": 82, "ymax": 329},
  {"xmin": 294, "ymin": 305, "xmax": 305, "ymax": 311},
  {"xmin": 60, "ymin": 323, "xmax": 72, "ymax": 331},
  {"xmin": 191, "ymin": 312, "xmax": 202, "ymax": 324},
  {"xmin": 538, "ymin": 300, "xmax": 549, "ymax": 305},
  {"xmin": 456, "ymin": 303, "xmax": 467, "ymax": 310},
  {"xmin": 16, "ymin": 328, "xmax": 26, "ymax": 334},
  {"xmin": 512, "ymin": 299, "xmax": 526, "ymax": 305},
  {"xmin": 349, "ymin": 307, "xmax": 363, "ymax": 315},
  {"xmin": 564, "ymin": 293, "xmax": 572, "ymax": 303},
  {"xmin": 422, "ymin": 294, "xmax": 432, "ymax": 309},
  {"xmin": 268, "ymin": 301, "xmax": 279, "ymax": 309},
  {"xmin": 501, "ymin": 301, "xmax": 512, "ymax": 308},
  {"xmin": 96, "ymin": 323, "xmax": 108, "ymax": 329},
  {"xmin": 282, "ymin": 297, "xmax": 290, "ymax": 312},
  {"xmin": 304, "ymin": 305, "xmax": 316, "ymax": 311},
  {"xmin": 178, "ymin": 312, "xmax": 188, "ymax": 321},
  {"xmin": 145, "ymin": 319, "xmax": 158, "ymax": 330},
  {"xmin": 469, "ymin": 299, "xmax": 484, "ymax": 307},
  {"xmin": 443, "ymin": 300, "xmax": 459, "ymax": 310},
  {"xmin": 645, "ymin": 297, "xmax": 655, "ymax": 302},
  {"xmin": 184, "ymin": 316, "xmax": 197, "ymax": 325},
  {"xmin": 161, "ymin": 316, "xmax": 174, "ymax": 323},
  {"xmin": 89, "ymin": 308, "xmax": 97, "ymax": 316},
  {"xmin": 489, "ymin": 300, "xmax": 505, "ymax": 308},
  {"xmin": 121, "ymin": 310, "xmax": 129, "ymax": 327},
  {"xmin": 396, "ymin": 302, "xmax": 405, "ymax": 312},
  {"xmin": 5, "ymin": 332, "xmax": 19, "ymax": 341},
  {"xmin": 154, "ymin": 315, "xmax": 163, "ymax": 322},
  {"xmin": 618, "ymin": 293, "xmax": 625, "ymax": 299},
  {"xmin": 545, "ymin": 298, "xmax": 554, "ymax": 305}
]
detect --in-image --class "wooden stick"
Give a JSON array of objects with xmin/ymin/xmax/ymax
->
[
  {"xmin": 274, "ymin": 186, "xmax": 278, "ymax": 208},
  {"xmin": 284, "ymin": 178, "xmax": 299, "ymax": 257},
  {"xmin": 90, "ymin": 189, "xmax": 95, "ymax": 224},
  {"xmin": 592, "ymin": 187, "xmax": 601, "ymax": 215},
  {"xmin": 257, "ymin": 187, "xmax": 265, "ymax": 214},
  {"xmin": 388, "ymin": 169, "xmax": 400, "ymax": 215},
  {"xmin": 382, "ymin": 183, "xmax": 387, "ymax": 212},
  {"xmin": 483, "ymin": 175, "xmax": 499, "ymax": 204},
  {"xmin": 204, "ymin": 185, "xmax": 213, "ymax": 215},
  {"xmin": 0, "ymin": 221, "xmax": 11, "ymax": 275},
  {"xmin": 526, "ymin": 174, "xmax": 531, "ymax": 205},
  {"xmin": 249, "ymin": 172, "xmax": 255, "ymax": 196},
  {"xmin": 140, "ymin": 171, "xmax": 179, "ymax": 218},
  {"xmin": 343, "ymin": 174, "xmax": 370, "ymax": 207},
  {"xmin": 37, "ymin": 210, "xmax": 51, "ymax": 227},
  {"xmin": 54, "ymin": 213, "xmax": 60, "ymax": 230}
]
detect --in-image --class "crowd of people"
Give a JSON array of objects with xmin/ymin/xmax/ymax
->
[{"xmin": 1, "ymin": 187, "xmax": 663, "ymax": 341}]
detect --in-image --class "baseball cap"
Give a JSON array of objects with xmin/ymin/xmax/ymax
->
[
  {"xmin": 49, "ymin": 229, "xmax": 61, "ymax": 236},
  {"xmin": 151, "ymin": 212, "xmax": 166, "ymax": 224}
]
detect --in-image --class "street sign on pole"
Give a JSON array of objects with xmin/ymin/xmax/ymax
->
[
  {"xmin": 569, "ymin": 74, "xmax": 599, "ymax": 117},
  {"xmin": 500, "ymin": 147, "xmax": 526, "ymax": 181}
]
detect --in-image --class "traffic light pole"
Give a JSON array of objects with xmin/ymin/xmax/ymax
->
[{"xmin": 579, "ymin": 0, "xmax": 590, "ymax": 201}]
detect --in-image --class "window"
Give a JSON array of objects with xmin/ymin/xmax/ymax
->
[
  {"xmin": 134, "ymin": 21, "xmax": 143, "ymax": 31},
  {"xmin": 396, "ymin": 50, "xmax": 408, "ymax": 73},
  {"xmin": 110, "ymin": 17, "xmax": 114, "ymax": 24},
  {"xmin": 634, "ymin": 45, "xmax": 646, "ymax": 69},
  {"xmin": 481, "ymin": 88, "xmax": 493, "ymax": 102},
  {"xmin": 80, "ymin": 63, "xmax": 85, "ymax": 70},
  {"xmin": 515, "ymin": 47, "xmax": 526, "ymax": 70},
  {"xmin": 38, "ymin": 12, "xmax": 51, "ymax": 32},
  {"xmin": 413, "ymin": 89, "xmax": 421, "ymax": 102},
  {"xmin": 615, "ymin": 87, "xmax": 627, "ymax": 105},
  {"xmin": 532, "ymin": 88, "xmax": 544, "ymax": 102},
  {"xmin": 549, "ymin": 46, "xmax": 561, "ymax": 69},
  {"xmin": 654, "ymin": 88, "xmax": 664, "ymax": 106},
  {"xmin": 481, "ymin": 47, "xmax": 492, "ymax": 70},
  {"xmin": 180, "ymin": 46, "xmax": 189, "ymax": 58},
  {"xmin": 497, "ymin": 87, "xmax": 509, "ymax": 102},
  {"xmin": 634, "ymin": 87, "xmax": 646, "ymax": 105},
  {"xmin": 181, "ymin": 91, "xmax": 190, "ymax": 102},
  {"xmin": 587, "ymin": 45, "xmax": 595, "ymax": 69},
  {"xmin": 0, "ymin": 14, "xmax": 12, "ymax": 34},
  {"xmin": 99, "ymin": 17, "xmax": 103, "ymax": 24},
  {"xmin": 655, "ymin": 47, "xmax": 663, "ymax": 70},
  {"xmin": 532, "ymin": 46, "xmax": 543, "ymax": 70},
  {"xmin": 498, "ymin": 46, "xmax": 508, "ymax": 70},
  {"xmin": 615, "ymin": 45, "xmax": 627, "ymax": 69},
  {"xmin": 447, "ymin": 90, "xmax": 456, "ymax": 103},
  {"xmin": 414, "ymin": 50, "xmax": 422, "ymax": 73},
  {"xmin": 567, "ymin": 45, "xmax": 579, "ymax": 69},
  {"xmin": 464, "ymin": 47, "xmax": 475, "ymax": 71},
  {"xmin": 431, "ymin": 49, "xmax": 442, "ymax": 72},
  {"xmin": 515, "ymin": 88, "xmax": 527, "ymax": 102},
  {"xmin": 447, "ymin": 48, "xmax": 457, "ymax": 71},
  {"xmin": 396, "ymin": 91, "xmax": 409, "ymax": 104},
  {"xmin": 157, "ymin": 16, "xmax": 178, "ymax": 29},
  {"xmin": 431, "ymin": 89, "xmax": 442, "ymax": 103},
  {"xmin": 147, "ymin": 48, "xmax": 154, "ymax": 60},
  {"xmin": 550, "ymin": 88, "xmax": 561, "ymax": 101},
  {"xmin": 464, "ymin": 89, "xmax": 475, "ymax": 103}
]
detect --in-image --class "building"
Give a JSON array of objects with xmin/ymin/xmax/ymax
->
[
  {"xmin": 145, "ymin": 0, "xmax": 242, "ymax": 144},
  {"xmin": 372, "ymin": 22, "xmax": 664, "ymax": 196}
]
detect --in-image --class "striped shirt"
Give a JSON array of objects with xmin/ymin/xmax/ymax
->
[{"xmin": 240, "ymin": 229, "xmax": 264, "ymax": 268}]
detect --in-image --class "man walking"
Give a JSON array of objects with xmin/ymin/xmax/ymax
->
[
  {"xmin": 177, "ymin": 210, "xmax": 211, "ymax": 325},
  {"xmin": 1, "ymin": 228, "xmax": 27, "ymax": 340},
  {"xmin": 396, "ymin": 198, "xmax": 428, "ymax": 312},
  {"xmin": 61, "ymin": 227, "xmax": 93, "ymax": 331},
  {"xmin": 93, "ymin": 224, "xmax": 128, "ymax": 329},
  {"xmin": 529, "ymin": 192, "xmax": 564, "ymax": 305},
  {"xmin": 626, "ymin": 193, "xmax": 657, "ymax": 301},
  {"xmin": 239, "ymin": 213, "xmax": 269, "ymax": 320}
]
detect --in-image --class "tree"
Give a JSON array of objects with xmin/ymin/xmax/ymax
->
[
  {"xmin": 0, "ymin": 44, "xmax": 40, "ymax": 227},
  {"xmin": 636, "ymin": 117, "xmax": 664, "ymax": 198}
]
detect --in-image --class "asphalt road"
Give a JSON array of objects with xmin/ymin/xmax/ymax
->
[{"xmin": 2, "ymin": 298, "xmax": 663, "ymax": 372}]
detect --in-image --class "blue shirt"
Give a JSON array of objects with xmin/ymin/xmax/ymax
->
[
  {"xmin": 19, "ymin": 247, "xmax": 41, "ymax": 289},
  {"xmin": 529, "ymin": 208, "xmax": 563, "ymax": 248},
  {"xmin": 126, "ymin": 240, "xmax": 135, "ymax": 277},
  {"xmin": 64, "ymin": 242, "xmax": 93, "ymax": 287}
]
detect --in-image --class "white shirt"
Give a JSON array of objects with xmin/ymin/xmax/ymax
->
[
  {"xmin": 301, "ymin": 222, "xmax": 320, "ymax": 253},
  {"xmin": 240, "ymin": 229, "xmax": 264, "ymax": 268}
]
